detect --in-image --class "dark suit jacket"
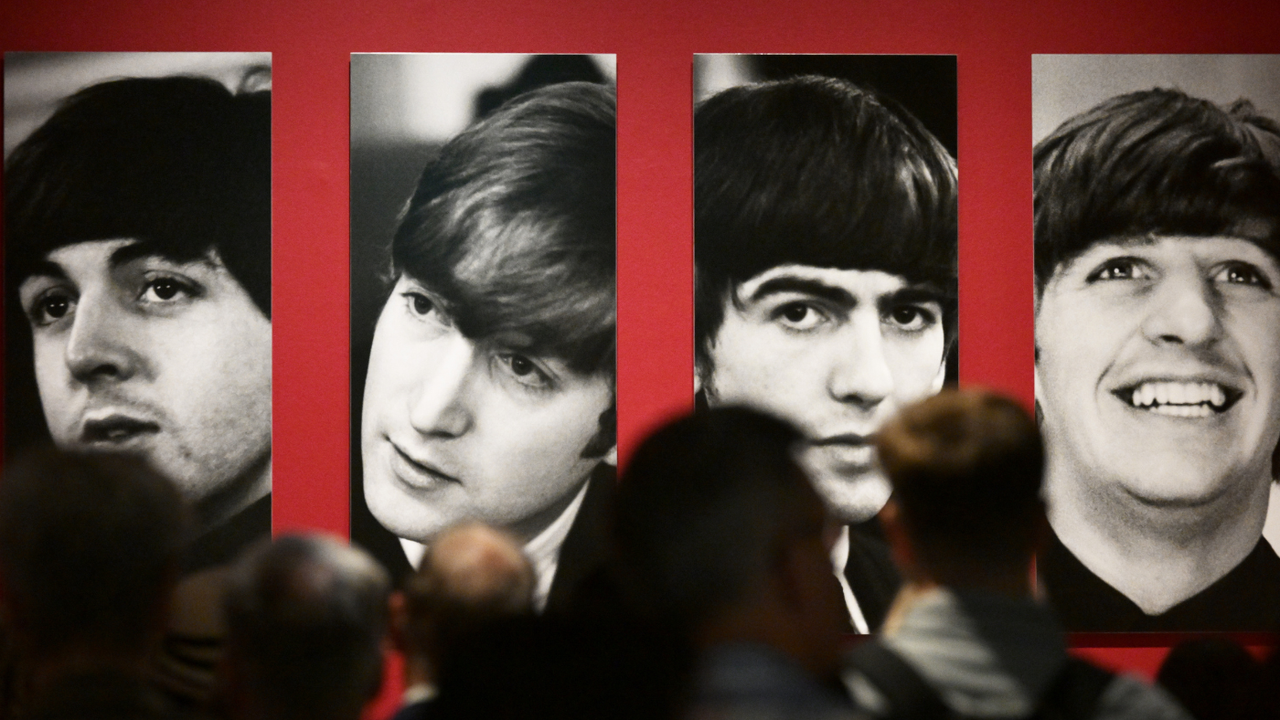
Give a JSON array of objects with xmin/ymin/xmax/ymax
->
[{"xmin": 844, "ymin": 518, "xmax": 902, "ymax": 632}]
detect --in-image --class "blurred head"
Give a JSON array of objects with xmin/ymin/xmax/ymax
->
[
  {"xmin": 694, "ymin": 76, "xmax": 957, "ymax": 523},
  {"xmin": 4, "ymin": 75, "xmax": 272, "ymax": 509},
  {"xmin": 1034, "ymin": 89, "xmax": 1280, "ymax": 523},
  {"xmin": 612, "ymin": 407, "xmax": 847, "ymax": 661},
  {"xmin": 0, "ymin": 448, "xmax": 191, "ymax": 664},
  {"xmin": 223, "ymin": 535, "xmax": 390, "ymax": 720},
  {"xmin": 361, "ymin": 82, "xmax": 616, "ymax": 545},
  {"xmin": 399, "ymin": 522, "xmax": 534, "ymax": 669},
  {"xmin": 875, "ymin": 389, "xmax": 1045, "ymax": 585}
]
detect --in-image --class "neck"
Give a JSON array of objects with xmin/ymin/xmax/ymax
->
[
  {"xmin": 1045, "ymin": 464, "xmax": 1267, "ymax": 614},
  {"xmin": 197, "ymin": 456, "xmax": 272, "ymax": 532}
]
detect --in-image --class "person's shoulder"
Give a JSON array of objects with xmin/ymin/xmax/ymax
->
[{"xmin": 1095, "ymin": 673, "xmax": 1194, "ymax": 720}]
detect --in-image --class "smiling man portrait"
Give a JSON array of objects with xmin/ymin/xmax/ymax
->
[
  {"xmin": 4, "ymin": 55, "xmax": 273, "ymax": 572},
  {"xmin": 694, "ymin": 56, "xmax": 958, "ymax": 633},
  {"xmin": 1033, "ymin": 69, "xmax": 1280, "ymax": 630}
]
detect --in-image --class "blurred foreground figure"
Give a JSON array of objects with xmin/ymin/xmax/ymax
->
[
  {"xmin": 220, "ymin": 535, "xmax": 390, "ymax": 720},
  {"xmin": 842, "ymin": 389, "xmax": 1190, "ymax": 720},
  {"xmin": 0, "ymin": 449, "xmax": 191, "ymax": 719},
  {"xmin": 1156, "ymin": 638, "xmax": 1267, "ymax": 720},
  {"xmin": 390, "ymin": 522, "xmax": 535, "ymax": 720},
  {"xmin": 613, "ymin": 407, "xmax": 856, "ymax": 720}
]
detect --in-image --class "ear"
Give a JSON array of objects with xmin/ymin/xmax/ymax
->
[
  {"xmin": 604, "ymin": 445, "xmax": 617, "ymax": 467},
  {"xmin": 694, "ymin": 366, "xmax": 703, "ymax": 395}
]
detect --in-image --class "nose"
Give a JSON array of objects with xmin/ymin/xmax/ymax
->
[
  {"xmin": 1140, "ymin": 271, "xmax": 1222, "ymax": 348},
  {"xmin": 408, "ymin": 334, "xmax": 477, "ymax": 438},
  {"xmin": 64, "ymin": 294, "xmax": 143, "ymax": 384},
  {"xmin": 827, "ymin": 309, "xmax": 895, "ymax": 410}
]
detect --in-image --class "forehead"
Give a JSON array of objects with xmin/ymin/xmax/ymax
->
[{"xmin": 734, "ymin": 264, "xmax": 924, "ymax": 302}]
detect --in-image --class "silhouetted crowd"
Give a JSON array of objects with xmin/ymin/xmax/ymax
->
[{"xmin": 2, "ymin": 390, "xmax": 1279, "ymax": 720}]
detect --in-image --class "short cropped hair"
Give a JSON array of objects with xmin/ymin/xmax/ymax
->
[
  {"xmin": 0, "ymin": 449, "xmax": 190, "ymax": 660},
  {"xmin": 4, "ymin": 75, "xmax": 272, "ymax": 314},
  {"xmin": 1034, "ymin": 88, "xmax": 1280, "ymax": 296},
  {"xmin": 612, "ymin": 407, "xmax": 822, "ymax": 626},
  {"xmin": 695, "ymin": 75, "xmax": 958, "ymax": 369},
  {"xmin": 224, "ymin": 535, "xmax": 390, "ymax": 720},
  {"xmin": 391, "ymin": 81, "xmax": 616, "ymax": 453},
  {"xmin": 875, "ymin": 389, "xmax": 1044, "ymax": 572}
]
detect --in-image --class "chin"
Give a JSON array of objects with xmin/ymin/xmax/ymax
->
[{"xmin": 812, "ymin": 472, "xmax": 891, "ymax": 524}]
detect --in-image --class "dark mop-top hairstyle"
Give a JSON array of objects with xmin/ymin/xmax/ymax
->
[
  {"xmin": 1033, "ymin": 87, "xmax": 1280, "ymax": 297},
  {"xmin": 390, "ymin": 81, "xmax": 616, "ymax": 453},
  {"xmin": 694, "ymin": 75, "xmax": 958, "ymax": 371},
  {"xmin": 4, "ymin": 74, "xmax": 272, "ymax": 314}
]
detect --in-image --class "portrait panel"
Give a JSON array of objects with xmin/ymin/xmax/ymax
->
[
  {"xmin": 349, "ymin": 54, "xmax": 618, "ymax": 612},
  {"xmin": 3, "ymin": 52, "xmax": 274, "ymax": 574},
  {"xmin": 1033, "ymin": 54, "xmax": 1280, "ymax": 631},
  {"xmin": 693, "ymin": 54, "xmax": 958, "ymax": 633}
]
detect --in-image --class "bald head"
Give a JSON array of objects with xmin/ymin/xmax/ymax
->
[{"xmin": 420, "ymin": 522, "xmax": 535, "ymax": 612}]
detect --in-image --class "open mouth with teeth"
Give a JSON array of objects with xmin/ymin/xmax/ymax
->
[
  {"xmin": 83, "ymin": 417, "xmax": 161, "ymax": 443},
  {"xmin": 1114, "ymin": 381, "xmax": 1241, "ymax": 418}
]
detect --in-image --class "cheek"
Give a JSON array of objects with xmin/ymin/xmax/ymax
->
[{"xmin": 884, "ymin": 330, "xmax": 945, "ymax": 398}]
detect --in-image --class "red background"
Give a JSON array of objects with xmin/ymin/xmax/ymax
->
[{"xmin": 4, "ymin": 0, "xmax": 1278, "ymax": 693}]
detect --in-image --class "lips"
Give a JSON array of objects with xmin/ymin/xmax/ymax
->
[
  {"xmin": 808, "ymin": 433, "xmax": 876, "ymax": 470},
  {"xmin": 81, "ymin": 415, "xmax": 161, "ymax": 444},
  {"xmin": 1113, "ymin": 380, "xmax": 1241, "ymax": 418},
  {"xmin": 389, "ymin": 441, "xmax": 461, "ymax": 489}
]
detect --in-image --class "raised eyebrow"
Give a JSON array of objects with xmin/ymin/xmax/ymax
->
[{"xmin": 746, "ymin": 277, "xmax": 855, "ymax": 306}]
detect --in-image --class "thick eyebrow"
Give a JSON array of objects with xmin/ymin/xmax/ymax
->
[
  {"xmin": 108, "ymin": 242, "xmax": 215, "ymax": 269},
  {"xmin": 877, "ymin": 286, "xmax": 945, "ymax": 313},
  {"xmin": 21, "ymin": 259, "xmax": 70, "ymax": 283},
  {"xmin": 746, "ymin": 277, "xmax": 855, "ymax": 306}
]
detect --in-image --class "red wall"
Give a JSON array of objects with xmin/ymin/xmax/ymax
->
[{"xmin": 4, "ymin": 0, "xmax": 1277, "ymax": 688}]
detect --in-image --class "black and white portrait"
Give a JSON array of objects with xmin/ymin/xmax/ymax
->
[
  {"xmin": 3, "ymin": 52, "xmax": 273, "ymax": 574},
  {"xmin": 1033, "ymin": 54, "xmax": 1280, "ymax": 631},
  {"xmin": 693, "ymin": 55, "xmax": 958, "ymax": 632},
  {"xmin": 349, "ymin": 54, "xmax": 617, "ymax": 612}
]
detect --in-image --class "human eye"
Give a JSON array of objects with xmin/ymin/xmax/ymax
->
[
  {"xmin": 769, "ymin": 300, "xmax": 831, "ymax": 332},
  {"xmin": 883, "ymin": 303, "xmax": 938, "ymax": 333},
  {"xmin": 1085, "ymin": 257, "xmax": 1150, "ymax": 282},
  {"xmin": 139, "ymin": 274, "xmax": 200, "ymax": 304},
  {"xmin": 399, "ymin": 287, "xmax": 454, "ymax": 328},
  {"xmin": 1212, "ymin": 261, "xmax": 1274, "ymax": 290},
  {"xmin": 21, "ymin": 284, "xmax": 77, "ymax": 327},
  {"xmin": 493, "ymin": 352, "xmax": 557, "ymax": 392}
]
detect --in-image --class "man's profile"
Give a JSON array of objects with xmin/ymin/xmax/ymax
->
[
  {"xmin": 694, "ymin": 59, "xmax": 958, "ymax": 632},
  {"xmin": 350, "ymin": 56, "xmax": 616, "ymax": 614},
  {"xmin": 4, "ymin": 55, "xmax": 273, "ymax": 572},
  {"xmin": 1033, "ymin": 79, "xmax": 1280, "ymax": 630}
]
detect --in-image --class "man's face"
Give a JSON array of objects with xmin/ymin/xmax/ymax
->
[
  {"xmin": 700, "ymin": 264, "xmax": 947, "ymax": 522},
  {"xmin": 1035, "ymin": 235, "xmax": 1280, "ymax": 513},
  {"xmin": 361, "ymin": 274, "xmax": 615, "ymax": 544},
  {"xmin": 18, "ymin": 238, "xmax": 272, "ymax": 504}
]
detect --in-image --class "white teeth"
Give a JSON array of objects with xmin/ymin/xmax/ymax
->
[{"xmin": 1127, "ymin": 381, "xmax": 1230, "ymax": 412}]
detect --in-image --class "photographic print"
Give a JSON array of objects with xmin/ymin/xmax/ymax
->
[
  {"xmin": 350, "ymin": 54, "xmax": 618, "ymax": 612},
  {"xmin": 693, "ymin": 55, "xmax": 958, "ymax": 633},
  {"xmin": 3, "ymin": 52, "xmax": 273, "ymax": 574},
  {"xmin": 1033, "ymin": 54, "xmax": 1280, "ymax": 631}
]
